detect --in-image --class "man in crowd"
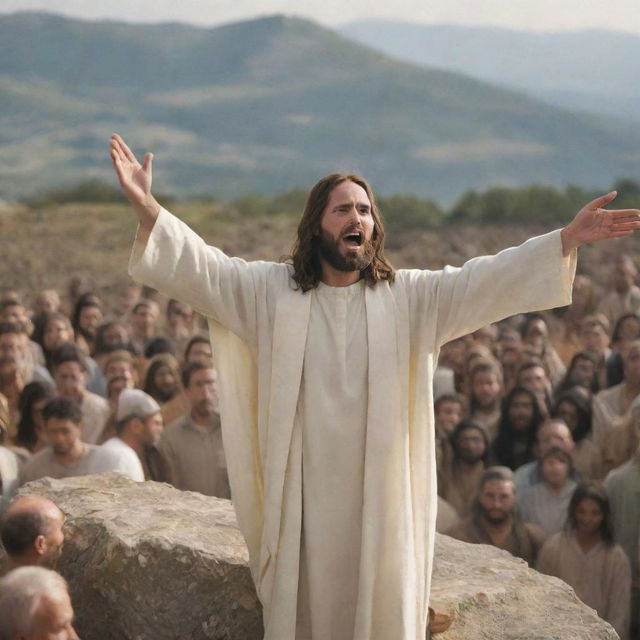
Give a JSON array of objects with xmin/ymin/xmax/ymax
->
[
  {"xmin": 605, "ymin": 437, "xmax": 640, "ymax": 638},
  {"xmin": 159, "ymin": 361, "xmax": 229, "ymax": 498},
  {"xmin": 598, "ymin": 254, "xmax": 640, "ymax": 327},
  {"xmin": 446, "ymin": 466, "xmax": 546, "ymax": 566},
  {"xmin": 0, "ymin": 496, "xmax": 64, "ymax": 574},
  {"xmin": 51, "ymin": 343, "xmax": 109, "ymax": 444},
  {"xmin": 517, "ymin": 360, "xmax": 553, "ymax": 418},
  {"xmin": 129, "ymin": 299, "xmax": 159, "ymax": 356},
  {"xmin": 91, "ymin": 389, "xmax": 164, "ymax": 482},
  {"xmin": 512, "ymin": 418, "xmax": 576, "ymax": 494},
  {"xmin": 111, "ymin": 131, "xmax": 638, "ymax": 639},
  {"xmin": 579, "ymin": 314, "xmax": 615, "ymax": 389},
  {"xmin": 438, "ymin": 421, "xmax": 488, "ymax": 518},
  {"xmin": 20, "ymin": 397, "xmax": 97, "ymax": 485},
  {"xmin": 468, "ymin": 361, "xmax": 503, "ymax": 440},
  {"xmin": 0, "ymin": 566, "xmax": 78, "ymax": 640},
  {"xmin": 592, "ymin": 339, "xmax": 640, "ymax": 447}
]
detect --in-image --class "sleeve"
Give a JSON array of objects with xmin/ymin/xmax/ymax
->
[
  {"xmin": 403, "ymin": 229, "xmax": 577, "ymax": 347},
  {"xmin": 129, "ymin": 208, "xmax": 263, "ymax": 342}
]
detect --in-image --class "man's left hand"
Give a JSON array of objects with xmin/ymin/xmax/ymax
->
[{"xmin": 561, "ymin": 191, "xmax": 640, "ymax": 256}]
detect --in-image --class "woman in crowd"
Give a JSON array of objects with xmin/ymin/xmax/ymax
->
[
  {"xmin": 537, "ymin": 482, "xmax": 631, "ymax": 639},
  {"xmin": 552, "ymin": 389, "xmax": 602, "ymax": 480},
  {"xmin": 14, "ymin": 382, "xmax": 55, "ymax": 455}
]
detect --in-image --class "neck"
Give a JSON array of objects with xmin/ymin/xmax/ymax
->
[
  {"xmin": 191, "ymin": 410, "xmax": 217, "ymax": 429},
  {"xmin": 456, "ymin": 458, "xmax": 483, "ymax": 472},
  {"xmin": 575, "ymin": 528, "xmax": 601, "ymax": 551},
  {"xmin": 320, "ymin": 260, "xmax": 361, "ymax": 287},
  {"xmin": 54, "ymin": 440, "xmax": 84, "ymax": 465},
  {"xmin": 545, "ymin": 481, "xmax": 566, "ymax": 495},
  {"xmin": 120, "ymin": 432, "xmax": 143, "ymax": 455},
  {"xmin": 4, "ymin": 554, "xmax": 37, "ymax": 572}
]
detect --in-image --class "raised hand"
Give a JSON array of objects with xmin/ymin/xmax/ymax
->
[
  {"xmin": 561, "ymin": 191, "xmax": 640, "ymax": 256},
  {"xmin": 110, "ymin": 133, "xmax": 160, "ymax": 230}
]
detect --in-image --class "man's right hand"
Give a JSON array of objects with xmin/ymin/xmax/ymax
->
[{"xmin": 110, "ymin": 133, "xmax": 160, "ymax": 233}]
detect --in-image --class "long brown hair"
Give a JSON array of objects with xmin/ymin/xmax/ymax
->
[{"xmin": 284, "ymin": 173, "xmax": 395, "ymax": 292}]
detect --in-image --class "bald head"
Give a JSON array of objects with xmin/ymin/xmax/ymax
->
[
  {"xmin": 537, "ymin": 419, "xmax": 574, "ymax": 456},
  {"xmin": 1, "ymin": 497, "xmax": 64, "ymax": 569}
]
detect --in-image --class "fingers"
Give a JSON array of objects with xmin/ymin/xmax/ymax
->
[
  {"xmin": 142, "ymin": 152, "xmax": 153, "ymax": 174},
  {"xmin": 606, "ymin": 209, "xmax": 640, "ymax": 219},
  {"xmin": 587, "ymin": 190, "xmax": 618, "ymax": 209},
  {"xmin": 110, "ymin": 133, "xmax": 138, "ymax": 165}
]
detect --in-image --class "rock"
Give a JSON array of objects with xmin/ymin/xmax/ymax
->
[
  {"xmin": 430, "ymin": 535, "xmax": 619, "ymax": 640},
  {"xmin": 18, "ymin": 475, "xmax": 619, "ymax": 640},
  {"xmin": 20, "ymin": 474, "xmax": 263, "ymax": 640}
]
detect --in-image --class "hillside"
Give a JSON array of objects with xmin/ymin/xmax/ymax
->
[
  {"xmin": 0, "ymin": 199, "xmax": 628, "ymax": 308},
  {"xmin": 1, "ymin": 12, "xmax": 640, "ymax": 204},
  {"xmin": 341, "ymin": 21, "xmax": 640, "ymax": 124}
]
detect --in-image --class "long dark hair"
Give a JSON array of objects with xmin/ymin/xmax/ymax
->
[
  {"xmin": 16, "ymin": 381, "xmax": 55, "ymax": 451},
  {"xmin": 552, "ymin": 389, "xmax": 592, "ymax": 443},
  {"xmin": 492, "ymin": 386, "xmax": 543, "ymax": 470},
  {"xmin": 567, "ymin": 482, "xmax": 614, "ymax": 545},
  {"xmin": 284, "ymin": 173, "xmax": 395, "ymax": 292}
]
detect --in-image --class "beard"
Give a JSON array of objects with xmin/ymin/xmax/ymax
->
[
  {"xmin": 317, "ymin": 228, "xmax": 375, "ymax": 273},
  {"xmin": 482, "ymin": 508, "xmax": 510, "ymax": 525}
]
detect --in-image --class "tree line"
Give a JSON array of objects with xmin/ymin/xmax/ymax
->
[{"xmin": 21, "ymin": 178, "xmax": 640, "ymax": 231}]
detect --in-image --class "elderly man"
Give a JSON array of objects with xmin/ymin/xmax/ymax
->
[
  {"xmin": 0, "ymin": 496, "xmax": 64, "ymax": 574},
  {"xmin": 0, "ymin": 566, "xmax": 78, "ymax": 640},
  {"xmin": 111, "ymin": 132, "xmax": 640, "ymax": 640}
]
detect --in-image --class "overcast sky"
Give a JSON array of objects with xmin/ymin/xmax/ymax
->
[{"xmin": 2, "ymin": 0, "xmax": 640, "ymax": 35}]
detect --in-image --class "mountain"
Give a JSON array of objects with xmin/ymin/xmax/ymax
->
[
  {"xmin": 1, "ymin": 12, "xmax": 639, "ymax": 204},
  {"xmin": 340, "ymin": 20, "xmax": 640, "ymax": 124}
]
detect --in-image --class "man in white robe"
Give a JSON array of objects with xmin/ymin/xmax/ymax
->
[{"xmin": 110, "ymin": 133, "xmax": 640, "ymax": 640}]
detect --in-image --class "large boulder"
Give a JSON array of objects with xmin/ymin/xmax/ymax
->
[{"xmin": 17, "ymin": 475, "xmax": 618, "ymax": 640}]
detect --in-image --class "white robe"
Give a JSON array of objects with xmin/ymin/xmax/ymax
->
[{"xmin": 129, "ymin": 207, "xmax": 576, "ymax": 639}]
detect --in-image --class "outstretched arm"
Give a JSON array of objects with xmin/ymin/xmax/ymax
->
[
  {"xmin": 560, "ymin": 191, "xmax": 640, "ymax": 256},
  {"xmin": 110, "ymin": 133, "xmax": 160, "ymax": 243}
]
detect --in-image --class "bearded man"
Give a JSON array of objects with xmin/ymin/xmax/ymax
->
[{"xmin": 110, "ymin": 132, "xmax": 640, "ymax": 640}]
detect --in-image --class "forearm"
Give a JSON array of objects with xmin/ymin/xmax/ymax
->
[{"xmin": 131, "ymin": 194, "xmax": 161, "ymax": 244}]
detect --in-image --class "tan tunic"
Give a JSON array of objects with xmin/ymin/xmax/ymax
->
[
  {"xmin": 159, "ymin": 414, "xmax": 230, "ymax": 498},
  {"xmin": 592, "ymin": 383, "xmax": 637, "ymax": 448},
  {"xmin": 19, "ymin": 444, "xmax": 98, "ymax": 485},
  {"xmin": 537, "ymin": 532, "xmax": 631, "ymax": 639},
  {"xmin": 446, "ymin": 515, "xmax": 546, "ymax": 566}
]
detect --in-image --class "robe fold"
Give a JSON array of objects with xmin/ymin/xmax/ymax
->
[{"xmin": 129, "ymin": 207, "xmax": 576, "ymax": 639}]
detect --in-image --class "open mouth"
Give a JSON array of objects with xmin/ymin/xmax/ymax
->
[{"xmin": 342, "ymin": 230, "xmax": 364, "ymax": 248}]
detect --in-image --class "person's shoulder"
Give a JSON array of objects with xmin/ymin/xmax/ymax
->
[
  {"xmin": 595, "ymin": 382, "xmax": 625, "ymax": 402},
  {"xmin": 605, "ymin": 457, "xmax": 638, "ymax": 485},
  {"xmin": 23, "ymin": 446, "xmax": 53, "ymax": 467},
  {"xmin": 445, "ymin": 516, "xmax": 474, "ymax": 540},
  {"xmin": 83, "ymin": 391, "xmax": 110, "ymax": 410},
  {"xmin": 524, "ymin": 521, "xmax": 547, "ymax": 548}
]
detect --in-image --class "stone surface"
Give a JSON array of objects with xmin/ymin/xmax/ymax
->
[
  {"xmin": 430, "ymin": 535, "xmax": 619, "ymax": 640},
  {"xmin": 17, "ymin": 475, "xmax": 619, "ymax": 640},
  {"xmin": 19, "ymin": 474, "xmax": 262, "ymax": 640}
]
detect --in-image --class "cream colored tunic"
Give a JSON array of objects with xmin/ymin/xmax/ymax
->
[
  {"xmin": 296, "ymin": 281, "xmax": 368, "ymax": 638},
  {"xmin": 537, "ymin": 531, "xmax": 631, "ymax": 639},
  {"xmin": 129, "ymin": 208, "xmax": 576, "ymax": 640}
]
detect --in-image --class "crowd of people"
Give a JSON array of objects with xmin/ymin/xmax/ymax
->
[{"xmin": 1, "ymin": 251, "xmax": 640, "ymax": 637}]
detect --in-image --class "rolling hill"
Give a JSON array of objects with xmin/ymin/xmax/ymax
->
[{"xmin": 1, "ymin": 12, "xmax": 639, "ymax": 204}]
